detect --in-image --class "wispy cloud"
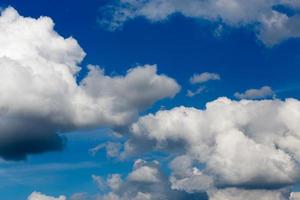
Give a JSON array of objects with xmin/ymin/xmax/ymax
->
[
  {"xmin": 189, "ymin": 72, "xmax": 220, "ymax": 84},
  {"xmin": 99, "ymin": 0, "xmax": 300, "ymax": 46},
  {"xmin": 186, "ymin": 72, "xmax": 220, "ymax": 98},
  {"xmin": 0, "ymin": 162, "xmax": 100, "ymax": 175}
]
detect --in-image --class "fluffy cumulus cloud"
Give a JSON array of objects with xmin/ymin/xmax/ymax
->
[
  {"xmin": 27, "ymin": 192, "xmax": 66, "ymax": 200},
  {"xmin": 100, "ymin": 0, "xmax": 300, "ymax": 45},
  {"xmin": 234, "ymin": 86, "xmax": 275, "ymax": 99},
  {"xmin": 125, "ymin": 97, "xmax": 300, "ymax": 194},
  {"xmin": 0, "ymin": 7, "xmax": 180, "ymax": 160}
]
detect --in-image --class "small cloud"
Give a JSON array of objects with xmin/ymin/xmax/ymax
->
[
  {"xmin": 187, "ymin": 72, "xmax": 219, "ymax": 98},
  {"xmin": 213, "ymin": 24, "xmax": 224, "ymax": 38},
  {"xmin": 190, "ymin": 72, "xmax": 220, "ymax": 84},
  {"xmin": 234, "ymin": 86, "xmax": 275, "ymax": 100},
  {"xmin": 89, "ymin": 144, "xmax": 105, "ymax": 156},
  {"xmin": 27, "ymin": 192, "xmax": 66, "ymax": 200}
]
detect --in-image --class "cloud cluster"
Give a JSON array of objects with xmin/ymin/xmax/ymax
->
[
  {"xmin": 234, "ymin": 86, "xmax": 275, "ymax": 99},
  {"xmin": 0, "ymin": 7, "xmax": 180, "ymax": 160},
  {"xmin": 100, "ymin": 0, "xmax": 300, "ymax": 45},
  {"xmin": 208, "ymin": 188, "xmax": 290, "ymax": 200},
  {"xmin": 125, "ymin": 97, "xmax": 300, "ymax": 193},
  {"xmin": 29, "ymin": 188, "xmax": 299, "ymax": 200},
  {"xmin": 93, "ymin": 159, "xmax": 205, "ymax": 200},
  {"xmin": 67, "ymin": 159, "xmax": 298, "ymax": 200},
  {"xmin": 27, "ymin": 192, "xmax": 66, "ymax": 200}
]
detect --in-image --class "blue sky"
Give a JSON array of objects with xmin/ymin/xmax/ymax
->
[{"xmin": 1, "ymin": 0, "xmax": 300, "ymax": 199}]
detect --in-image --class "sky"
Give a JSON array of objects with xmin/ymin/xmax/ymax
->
[{"xmin": 1, "ymin": 0, "xmax": 300, "ymax": 199}]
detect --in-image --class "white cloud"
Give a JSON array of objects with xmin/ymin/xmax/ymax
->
[
  {"xmin": 128, "ymin": 97, "xmax": 300, "ymax": 191},
  {"xmin": 208, "ymin": 188, "xmax": 290, "ymax": 200},
  {"xmin": 234, "ymin": 86, "xmax": 275, "ymax": 99},
  {"xmin": 190, "ymin": 72, "xmax": 220, "ymax": 84},
  {"xmin": 258, "ymin": 12, "xmax": 300, "ymax": 46},
  {"xmin": 27, "ymin": 192, "xmax": 66, "ymax": 200},
  {"xmin": 95, "ymin": 159, "xmax": 197, "ymax": 200},
  {"xmin": 128, "ymin": 160, "xmax": 160, "ymax": 183},
  {"xmin": 100, "ymin": 0, "xmax": 300, "ymax": 45},
  {"xmin": 0, "ymin": 7, "xmax": 180, "ymax": 160}
]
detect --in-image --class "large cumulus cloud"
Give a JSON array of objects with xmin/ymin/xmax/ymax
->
[
  {"xmin": 125, "ymin": 97, "xmax": 300, "ymax": 193},
  {"xmin": 100, "ymin": 0, "xmax": 300, "ymax": 46},
  {"xmin": 0, "ymin": 7, "xmax": 180, "ymax": 160}
]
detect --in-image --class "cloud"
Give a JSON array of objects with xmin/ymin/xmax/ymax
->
[
  {"xmin": 92, "ymin": 174, "xmax": 107, "ymax": 191},
  {"xmin": 290, "ymin": 192, "xmax": 300, "ymax": 200},
  {"xmin": 94, "ymin": 159, "xmax": 204, "ymax": 200},
  {"xmin": 89, "ymin": 142, "xmax": 122, "ymax": 157},
  {"xmin": 186, "ymin": 86, "xmax": 205, "ymax": 97},
  {"xmin": 190, "ymin": 73, "xmax": 221, "ymax": 84},
  {"xmin": 27, "ymin": 192, "xmax": 66, "ymax": 200},
  {"xmin": 71, "ymin": 158, "xmax": 297, "ymax": 200},
  {"xmin": 127, "ymin": 159, "xmax": 161, "ymax": 183},
  {"xmin": 258, "ymin": 12, "xmax": 300, "ymax": 46},
  {"xmin": 126, "ymin": 97, "xmax": 300, "ymax": 191},
  {"xmin": 100, "ymin": 0, "xmax": 300, "ymax": 45},
  {"xmin": 208, "ymin": 188, "xmax": 290, "ymax": 200},
  {"xmin": 0, "ymin": 7, "xmax": 180, "ymax": 160},
  {"xmin": 70, "ymin": 193, "xmax": 92, "ymax": 200},
  {"xmin": 70, "ymin": 193, "xmax": 102, "ymax": 200},
  {"xmin": 234, "ymin": 86, "xmax": 275, "ymax": 99},
  {"xmin": 186, "ymin": 72, "xmax": 219, "ymax": 98},
  {"xmin": 169, "ymin": 155, "xmax": 214, "ymax": 193}
]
